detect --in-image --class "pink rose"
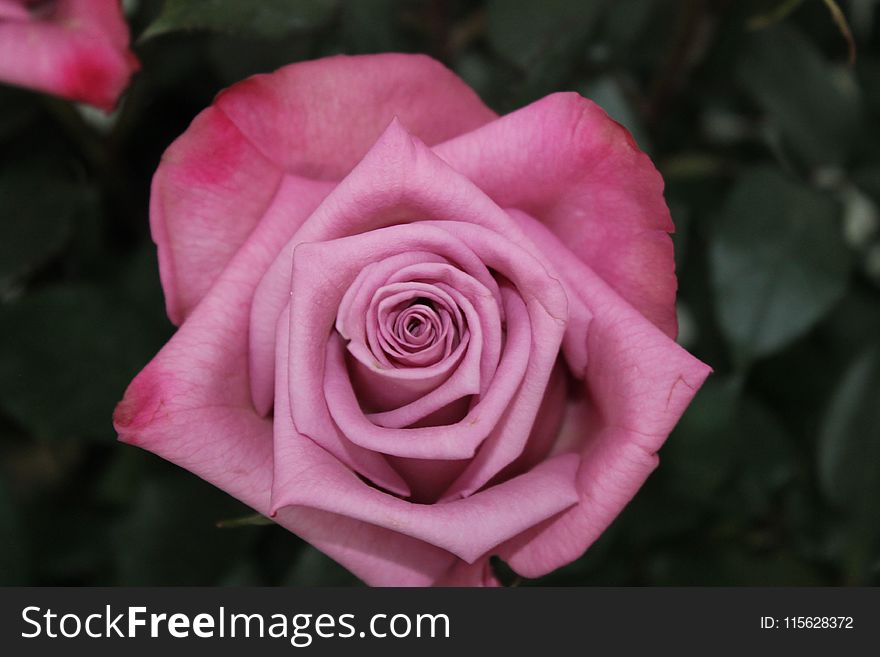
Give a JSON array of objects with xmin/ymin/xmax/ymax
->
[
  {"xmin": 114, "ymin": 54, "xmax": 710, "ymax": 586},
  {"xmin": 0, "ymin": 0, "xmax": 138, "ymax": 111}
]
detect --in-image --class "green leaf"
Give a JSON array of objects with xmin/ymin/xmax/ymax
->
[
  {"xmin": 856, "ymin": 56, "xmax": 880, "ymax": 116},
  {"xmin": 284, "ymin": 546, "xmax": 363, "ymax": 586},
  {"xmin": 649, "ymin": 548, "xmax": 821, "ymax": 586},
  {"xmin": 0, "ymin": 161, "xmax": 78, "ymax": 291},
  {"xmin": 818, "ymin": 347, "xmax": 880, "ymax": 581},
  {"xmin": 601, "ymin": 0, "xmax": 660, "ymax": 53},
  {"xmin": 116, "ymin": 473, "xmax": 256, "ymax": 585},
  {"xmin": 142, "ymin": 0, "xmax": 339, "ymax": 40},
  {"xmin": 97, "ymin": 448, "xmax": 154, "ymax": 507},
  {"xmin": 0, "ymin": 476, "xmax": 26, "ymax": 584},
  {"xmin": 736, "ymin": 25, "xmax": 862, "ymax": 167},
  {"xmin": 746, "ymin": 0, "xmax": 805, "ymax": 30},
  {"xmin": 583, "ymin": 76, "xmax": 651, "ymax": 154},
  {"xmin": 662, "ymin": 377, "xmax": 741, "ymax": 499},
  {"xmin": 453, "ymin": 52, "xmax": 518, "ymax": 112},
  {"xmin": 207, "ymin": 35, "xmax": 314, "ymax": 86},
  {"xmin": 852, "ymin": 166, "xmax": 880, "ymax": 206},
  {"xmin": 215, "ymin": 513, "xmax": 274, "ymax": 529},
  {"xmin": 487, "ymin": 0, "xmax": 604, "ymax": 69},
  {"xmin": 0, "ymin": 87, "xmax": 37, "ymax": 143},
  {"xmin": 667, "ymin": 380, "xmax": 795, "ymax": 520},
  {"xmin": 340, "ymin": 0, "xmax": 401, "ymax": 53},
  {"xmin": 818, "ymin": 347, "xmax": 880, "ymax": 523},
  {"xmin": 0, "ymin": 285, "xmax": 159, "ymax": 441},
  {"xmin": 618, "ymin": 479, "xmax": 703, "ymax": 546},
  {"xmin": 219, "ymin": 560, "xmax": 264, "ymax": 586},
  {"xmin": 734, "ymin": 398, "xmax": 797, "ymax": 513},
  {"xmin": 711, "ymin": 167, "xmax": 851, "ymax": 364}
]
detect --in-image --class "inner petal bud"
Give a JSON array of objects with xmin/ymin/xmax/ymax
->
[{"xmin": 373, "ymin": 285, "xmax": 464, "ymax": 368}]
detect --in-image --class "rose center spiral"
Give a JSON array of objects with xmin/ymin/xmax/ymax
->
[{"xmin": 374, "ymin": 289, "xmax": 463, "ymax": 369}]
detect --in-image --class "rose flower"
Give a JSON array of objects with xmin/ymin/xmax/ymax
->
[
  {"xmin": 114, "ymin": 54, "xmax": 710, "ymax": 586},
  {"xmin": 0, "ymin": 0, "xmax": 138, "ymax": 111}
]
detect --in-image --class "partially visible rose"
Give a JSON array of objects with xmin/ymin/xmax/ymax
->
[
  {"xmin": 0, "ymin": 0, "xmax": 138, "ymax": 110},
  {"xmin": 114, "ymin": 54, "xmax": 711, "ymax": 586}
]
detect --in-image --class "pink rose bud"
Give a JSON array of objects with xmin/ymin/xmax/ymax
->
[
  {"xmin": 0, "ymin": 0, "xmax": 138, "ymax": 111},
  {"xmin": 114, "ymin": 54, "xmax": 711, "ymax": 586}
]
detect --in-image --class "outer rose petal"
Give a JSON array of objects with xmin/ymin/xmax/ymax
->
[
  {"xmin": 434, "ymin": 92, "xmax": 678, "ymax": 338},
  {"xmin": 153, "ymin": 54, "xmax": 495, "ymax": 324},
  {"xmin": 275, "ymin": 506, "xmax": 457, "ymax": 586},
  {"xmin": 271, "ymin": 414, "xmax": 581, "ymax": 565},
  {"xmin": 151, "ymin": 125, "xmax": 333, "ymax": 324},
  {"xmin": 434, "ymin": 559, "xmax": 502, "ymax": 587},
  {"xmin": 214, "ymin": 54, "xmax": 496, "ymax": 180},
  {"xmin": 0, "ymin": 0, "xmax": 138, "ymax": 111},
  {"xmin": 491, "ymin": 214, "xmax": 712, "ymax": 578}
]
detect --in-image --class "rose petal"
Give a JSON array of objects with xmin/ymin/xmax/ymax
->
[
  {"xmin": 434, "ymin": 92, "xmax": 678, "ymax": 339},
  {"xmin": 283, "ymin": 307, "xmax": 448, "ymax": 580},
  {"xmin": 489, "ymin": 358, "xmax": 570, "ymax": 483},
  {"xmin": 489, "ymin": 216, "xmax": 711, "ymax": 578},
  {"xmin": 347, "ymin": 344, "xmax": 468, "ymax": 416},
  {"xmin": 214, "ymin": 53, "xmax": 496, "ymax": 180},
  {"xmin": 434, "ymin": 559, "xmax": 502, "ymax": 587},
  {"xmin": 275, "ymin": 305, "xmax": 410, "ymax": 496},
  {"xmin": 274, "ymin": 506, "xmax": 457, "ymax": 586},
  {"xmin": 152, "ymin": 112, "xmax": 333, "ymax": 324},
  {"xmin": 439, "ymin": 286, "xmax": 568, "ymax": 500},
  {"xmin": 324, "ymin": 328, "xmax": 480, "ymax": 458},
  {"xmin": 385, "ymin": 456, "xmax": 470, "ymax": 505},
  {"xmin": 271, "ymin": 432, "xmax": 580, "ymax": 564}
]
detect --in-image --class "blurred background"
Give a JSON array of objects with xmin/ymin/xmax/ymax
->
[{"xmin": 1, "ymin": 0, "xmax": 879, "ymax": 586}]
